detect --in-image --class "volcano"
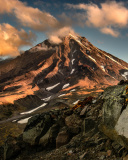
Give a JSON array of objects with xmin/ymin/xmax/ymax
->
[{"xmin": 0, "ymin": 34, "xmax": 128, "ymax": 113}]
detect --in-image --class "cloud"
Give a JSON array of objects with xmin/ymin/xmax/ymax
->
[
  {"xmin": 0, "ymin": 0, "xmax": 78, "ymax": 56},
  {"xmin": 0, "ymin": 0, "xmax": 59, "ymax": 31},
  {"xmin": 100, "ymin": 27, "xmax": 120, "ymax": 37},
  {"xmin": 65, "ymin": 1, "xmax": 128, "ymax": 37},
  {"xmin": 0, "ymin": 0, "xmax": 69, "ymax": 56},
  {"xmin": 0, "ymin": 23, "xmax": 35, "ymax": 56},
  {"xmin": 48, "ymin": 26, "xmax": 77, "ymax": 44}
]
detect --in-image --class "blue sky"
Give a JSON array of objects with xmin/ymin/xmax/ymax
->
[{"xmin": 0, "ymin": 0, "xmax": 128, "ymax": 62}]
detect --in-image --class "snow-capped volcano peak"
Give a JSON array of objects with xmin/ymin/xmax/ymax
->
[
  {"xmin": 0, "ymin": 34, "xmax": 128, "ymax": 105},
  {"xmin": 69, "ymin": 33, "xmax": 91, "ymax": 51}
]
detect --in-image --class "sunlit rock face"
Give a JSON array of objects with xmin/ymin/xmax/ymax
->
[
  {"xmin": 99, "ymin": 84, "xmax": 128, "ymax": 150},
  {"xmin": 0, "ymin": 34, "xmax": 128, "ymax": 105}
]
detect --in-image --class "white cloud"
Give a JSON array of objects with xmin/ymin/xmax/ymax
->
[
  {"xmin": 100, "ymin": 27, "xmax": 120, "ymax": 37},
  {"xmin": 0, "ymin": 0, "xmax": 59, "ymax": 31},
  {"xmin": 48, "ymin": 26, "xmax": 77, "ymax": 44},
  {"xmin": 66, "ymin": 1, "xmax": 128, "ymax": 37},
  {"xmin": 0, "ymin": 23, "xmax": 35, "ymax": 56},
  {"xmin": 0, "ymin": 0, "xmax": 78, "ymax": 55}
]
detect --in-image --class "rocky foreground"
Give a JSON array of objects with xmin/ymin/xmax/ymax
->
[{"xmin": 1, "ymin": 83, "xmax": 128, "ymax": 160}]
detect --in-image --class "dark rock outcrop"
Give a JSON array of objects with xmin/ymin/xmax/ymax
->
[
  {"xmin": 23, "ymin": 113, "xmax": 53, "ymax": 145},
  {"xmin": 4, "ymin": 136, "xmax": 21, "ymax": 160},
  {"xmin": 3, "ymin": 84, "xmax": 128, "ymax": 159},
  {"xmin": 56, "ymin": 129, "xmax": 70, "ymax": 148}
]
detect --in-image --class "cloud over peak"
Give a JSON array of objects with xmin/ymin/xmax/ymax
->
[{"xmin": 48, "ymin": 26, "xmax": 77, "ymax": 44}]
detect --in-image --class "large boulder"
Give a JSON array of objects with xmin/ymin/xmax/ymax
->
[
  {"xmin": 39, "ymin": 124, "xmax": 60, "ymax": 147},
  {"xmin": 99, "ymin": 84, "xmax": 128, "ymax": 149},
  {"xmin": 56, "ymin": 129, "xmax": 70, "ymax": 148},
  {"xmin": 65, "ymin": 114, "xmax": 82, "ymax": 134},
  {"xmin": 23, "ymin": 113, "xmax": 53, "ymax": 145},
  {"xmin": 4, "ymin": 136, "xmax": 20, "ymax": 160}
]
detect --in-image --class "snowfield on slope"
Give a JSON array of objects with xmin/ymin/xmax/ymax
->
[
  {"xmin": 42, "ymin": 96, "xmax": 51, "ymax": 101},
  {"xmin": 73, "ymin": 100, "xmax": 79, "ymax": 105},
  {"xmin": 46, "ymin": 83, "xmax": 60, "ymax": 91},
  {"xmin": 62, "ymin": 83, "xmax": 70, "ymax": 89},
  {"xmin": 17, "ymin": 116, "xmax": 32, "ymax": 124},
  {"xmin": 20, "ymin": 103, "xmax": 47, "ymax": 114}
]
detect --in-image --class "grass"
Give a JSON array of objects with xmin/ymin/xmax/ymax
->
[{"xmin": 0, "ymin": 122, "xmax": 25, "ymax": 146}]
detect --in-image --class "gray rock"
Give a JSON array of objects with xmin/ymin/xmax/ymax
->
[
  {"xmin": 100, "ymin": 84, "xmax": 128, "ymax": 149},
  {"xmin": 102, "ymin": 85, "xmax": 126, "ymax": 128},
  {"xmin": 79, "ymin": 152, "xmax": 87, "ymax": 159},
  {"xmin": 23, "ymin": 114, "xmax": 53, "ymax": 145},
  {"xmin": 39, "ymin": 124, "xmax": 60, "ymax": 147},
  {"xmin": 56, "ymin": 130, "xmax": 70, "ymax": 148},
  {"xmin": 65, "ymin": 114, "xmax": 82, "ymax": 134},
  {"xmin": 80, "ymin": 105, "xmax": 88, "ymax": 116},
  {"xmin": 4, "ymin": 136, "xmax": 20, "ymax": 160},
  {"xmin": 82, "ymin": 118, "xmax": 96, "ymax": 134}
]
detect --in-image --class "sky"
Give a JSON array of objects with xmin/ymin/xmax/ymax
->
[{"xmin": 0, "ymin": 0, "xmax": 128, "ymax": 62}]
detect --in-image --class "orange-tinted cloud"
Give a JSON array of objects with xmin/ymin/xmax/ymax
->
[
  {"xmin": 100, "ymin": 27, "xmax": 120, "ymax": 37},
  {"xmin": 66, "ymin": 1, "xmax": 128, "ymax": 37},
  {"xmin": 0, "ymin": 23, "xmax": 35, "ymax": 56},
  {"xmin": 0, "ymin": 0, "xmax": 62, "ymax": 56},
  {"xmin": 0, "ymin": 0, "xmax": 59, "ymax": 31}
]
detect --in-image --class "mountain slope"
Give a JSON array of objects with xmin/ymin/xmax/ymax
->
[{"xmin": 0, "ymin": 34, "xmax": 128, "ymax": 106}]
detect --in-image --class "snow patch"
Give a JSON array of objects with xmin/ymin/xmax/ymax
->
[
  {"xmin": 104, "ymin": 54, "xmax": 128, "ymax": 70},
  {"xmin": 42, "ymin": 96, "xmax": 51, "ymax": 101},
  {"xmin": 46, "ymin": 83, "xmax": 60, "ymax": 91},
  {"xmin": 73, "ymin": 49, "xmax": 77, "ymax": 53},
  {"xmin": 112, "ymin": 76, "xmax": 116, "ymax": 80},
  {"xmin": 70, "ymin": 89, "xmax": 76, "ymax": 92},
  {"xmin": 29, "ymin": 43, "xmax": 53, "ymax": 52},
  {"xmin": 17, "ymin": 116, "xmax": 32, "ymax": 124},
  {"xmin": 58, "ymin": 94, "xmax": 66, "ymax": 97},
  {"xmin": 122, "ymin": 71, "xmax": 128, "ymax": 80},
  {"xmin": 20, "ymin": 103, "xmax": 47, "ymax": 115},
  {"xmin": 73, "ymin": 100, "xmax": 79, "ymax": 105},
  {"xmin": 37, "ymin": 79, "xmax": 43, "ymax": 84},
  {"xmin": 62, "ymin": 83, "xmax": 70, "ymax": 89},
  {"xmin": 71, "ymin": 59, "xmax": 75, "ymax": 64},
  {"xmin": 12, "ymin": 119, "xmax": 17, "ymax": 123},
  {"xmin": 101, "ymin": 65, "xmax": 105, "ymax": 72},
  {"xmin": 97, "ymin": 54, "xmax": 102, "ymax": 58},
  {"xmin": 88, "ymin": 56, "xmax": 96, "ymax": 62},
  {"xmin": 93, "ymin": 45, "xmax": 128, "ymax": 70},
  {"xmin": 92, "ymin": 100, "xmax": 97, "ymax": 104},
  {"xmin": 69, "ymin": 34, "xmax": 91, "ymax": 51},
  {"xmin": 70, "ymin": 69, "xmax": 75, "ymax": 74}
]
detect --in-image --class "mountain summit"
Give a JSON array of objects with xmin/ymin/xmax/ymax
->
[{"xmin": 0, "ymin": 34, "xmax": 128, "ymax": 106}]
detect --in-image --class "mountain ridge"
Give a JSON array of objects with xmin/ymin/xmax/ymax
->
[
  {"xmin": 0, "ymin": 34, "xmax": 128, "ymax": 106},
  {"xmin": 0, "ymin": 33, "xmax": 128, "ymax": 149}
]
